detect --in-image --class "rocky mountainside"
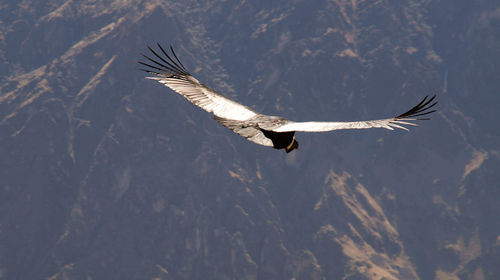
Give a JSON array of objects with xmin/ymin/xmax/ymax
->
[{"xmin": 1, "ymin": 0, "xmax": 499, "ymax": 279}]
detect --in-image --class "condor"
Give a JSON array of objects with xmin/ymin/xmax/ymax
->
[{"xmin": 139, "ymin": 44, "xmax": 436, "ymax": 153}]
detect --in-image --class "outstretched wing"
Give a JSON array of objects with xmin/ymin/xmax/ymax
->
[
  {"xmin": 273, "ymin": 95, "xmax": 437, "ymax": 133},
  {"xmin": 138, "ymin": 44, "xmax": 258, "ymax": 121}
]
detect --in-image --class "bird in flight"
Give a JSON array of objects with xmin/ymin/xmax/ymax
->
[{"xmin": 139, "ymin": 44, "xmax": 437, "ymax": 153}]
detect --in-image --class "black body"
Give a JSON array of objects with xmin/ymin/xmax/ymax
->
[{"xmin": 261, "ymin": 129, "xmax": 298, "ymax": 152}]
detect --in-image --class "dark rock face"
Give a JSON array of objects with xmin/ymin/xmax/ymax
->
[{"xmin": 1, "ymin": 0, "xmax": 499, "ymax": 279}]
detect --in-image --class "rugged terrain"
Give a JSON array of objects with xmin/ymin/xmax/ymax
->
[{"xmin": 1, "ymin": 0, "xmax": 499, "ymax": 279}]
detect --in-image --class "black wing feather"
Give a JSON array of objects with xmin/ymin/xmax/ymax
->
[
  {"xmin": 139, "ymin": 44, "xmax": 190, "ymax": 76},
  {"xmin": 138, "ymin": 59, "xmax": 168, "ymax": 73},
  {"xmin": 167, "ymin": 44, "xmax": 188, "ymax": 73},
  {"xmin": 146, "ymin": 46, "xmax": 179, "ymax": 72},
  {"xmin": 396, "ymin": 95, "xmax": 437, "ymax": 120}
]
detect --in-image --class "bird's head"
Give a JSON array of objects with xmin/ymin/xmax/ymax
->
[{"xmin": 285, "ymin": 137, "xmax": 299, "ymax": 153}]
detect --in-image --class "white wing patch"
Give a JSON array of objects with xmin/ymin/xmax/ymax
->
[
  {"xmin": 148, "ymin": 76, "xmax": 257, "ymax": 121},
  {"xmin": 274, "ymin": 95, "xmax": 437, "ymax": 133},
  {"xmin": 273, "ymin": 119, "xmax": 417, "ymax": 132}
]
